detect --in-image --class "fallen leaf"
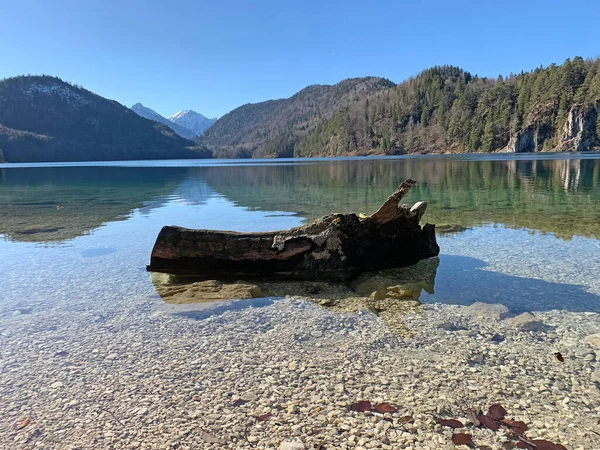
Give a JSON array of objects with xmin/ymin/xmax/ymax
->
[
  {"xmin": 16, "ymin": 417, "xmax": 31, "ymax": 430},
  {"xmin": 488, "ymin": 404, "xmax": 507, "ymax": 420},
  {"xmin": 398, "ymin": 415, "xmax": 414, "ymax": 424},
  {"xmin": 554, "ymin": 352, "xmax": 565, "ymax": 362},
  {"xmin": 350, "ymin": 401, "xmax": 372, "ymax": 412},
  {"xmin": 438, "ymin": 418, "xmax": 464, "ymax": 428},
  {"xmin": 256, "ymin": 412, "xmax": 272, "ymax": 422},
  {"xmin": 232, "ymin": 399, "xmax": 248, "ymax": 407},
  {"xmin": 477, "ymin": 414, "xmax": 500, "ymax": 431},
  {"xmin": 508, "ymin": 420, "xmax": 528, "ymax": 435},
  {"xmin": 452, "ymin": 433, "xmax": 473, "ymax": 445},
  {"xmin": 517, "ymin": 440, "xmax": 567, "ymax": 450},
  {"xmin": 373, "ymin": 403, "xmax": 397, "ymax": 414}
]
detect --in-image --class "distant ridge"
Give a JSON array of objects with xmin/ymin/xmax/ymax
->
[
  {"xmin": 198, "ymin": 57, "xmax": 600, "ymax": 157},
  {"xmin": 0, "ymin": 75, "xmax": 209, "ymax": 163},
  {"xmin": 197, "ymin": 77, "xmax": 395, "ymax": 158}
]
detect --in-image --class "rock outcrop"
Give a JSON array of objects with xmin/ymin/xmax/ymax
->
[
  {"xmin": 502, "ymin": 124, "xmax": 553, "ymax": 153},
  {"xmin": 502, "ymin": 105, "xmax": 598, "ymax": 153},
  {"xmin": 557, "ymin": 106, "xmax": 598, "ymax": 151}
]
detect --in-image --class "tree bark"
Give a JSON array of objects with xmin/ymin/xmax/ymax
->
[{"xmin": 147, "ymin": 179, "xmax": 439, "ymax": 281}]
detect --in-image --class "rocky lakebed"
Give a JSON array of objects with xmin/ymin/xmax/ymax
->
[{"xmin": 1, "ymin": 257, "xmax": 600, "ymax": 450}]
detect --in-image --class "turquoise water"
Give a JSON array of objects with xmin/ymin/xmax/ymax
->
[{"xmin": 1, "ymin": 153, "xmax": 600, "ymax": 316}]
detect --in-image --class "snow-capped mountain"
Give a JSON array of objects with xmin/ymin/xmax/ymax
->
[
  {"xmin": 169, "ymin": 110, "xmax": 216, "ymax": 136},
  {"xmin": 131, "ymin": 103, "xmax": 195, "ymax": 139}
]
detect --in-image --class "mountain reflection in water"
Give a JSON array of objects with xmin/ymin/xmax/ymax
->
[{"xmin": 1, "ymin": 156, "xmax": 599, "ymax": 243}]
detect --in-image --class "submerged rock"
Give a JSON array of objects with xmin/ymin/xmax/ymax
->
[
  {"xmin": 279, "ymin": 442, "xmax": 305, "ymax": 450},
  {"xmin": 436, "ymin": 224, "xmax": 468, "ymax": 234},
  {"xmin": 509, "ymin": 312, "xmax": 549, "ymax": 332},
  {"xmin": 463, "ymin": 302, "xmax": 509, "ymax": 320},
  {"xmin": 151, "ymin": 273, "xmax": 262, "ymax": 304},
  {"xmin": 584, "ymin": 334, "xmax": 600, "ymax": 351},
  {"xmin": 435, "ymin": 321, "xmax": 467, "ymax": 331},
  {"xmin": 350, "ymin": 257, "xmax": 439, "ymax": 299}
]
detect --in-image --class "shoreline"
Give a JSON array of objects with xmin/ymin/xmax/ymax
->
[{"xmin": 2, "ymin": 149, "xmax": 600, "ymax": 167}]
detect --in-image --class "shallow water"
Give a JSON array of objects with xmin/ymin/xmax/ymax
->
[
  {"xmin": 2, "ymin": 154, "xmax": 600, "ymax": 314},
  {"xmin": 1, "ymin": 154, "xmax": 600, "ymax": 448}
]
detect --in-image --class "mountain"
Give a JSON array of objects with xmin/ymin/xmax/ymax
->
[
  {"xmin": 131, "ymin": 103, "xmax": 196, "ymax": 139},
  {"xmin": 199, "ymin": 58, "xmax": 600, "ymax": 158},
  {"xmin": 0, "ymin": 75, "xmax": 209, "ymax": 163},
  {"xmin": 169, "ymin": 110, "xmax": 216, "ymax": 136},
  {"xmin": 197, "ymin": 77, "xmax": 395, "ymax": 158},
  {"xmin": 297, "ymin": 57, "xmax": 600, "ymax": 156}
]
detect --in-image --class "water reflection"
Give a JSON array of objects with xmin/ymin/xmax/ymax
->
[
  {"xmin": 200, "ymin": 157, "xmax": 600, "ymax": 240},
  {"xmin": 0, "ymin": 167, "xmax": 204, "ymax": 242},
  {"xmin": 1, "ymin": 156, "xmax": 599, "ymax": 244}
]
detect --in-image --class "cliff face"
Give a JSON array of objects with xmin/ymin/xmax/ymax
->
[
  {"xmin": 502, "ymin": 105, "xmax": 599, "ymax": 153},
  {"xmin": 557, "ymin": 106, "xmax": 598, "ymax": 151},
  {"xmin": 502, "ymin": 124, "xmax": 552, "ymax": 153}
]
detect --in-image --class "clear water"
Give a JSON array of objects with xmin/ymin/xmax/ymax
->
[
  {"xmin": 2, "ymin": 154, "xmax": 600, "ymax": 448},
  {"xmin": 2, "ymin": 154, "xmax": 600, "ymax": 315}
]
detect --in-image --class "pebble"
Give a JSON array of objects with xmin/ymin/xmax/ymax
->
[{"xmin": 0, "ymin": 296, "xmax": 597, "ymax": 449}]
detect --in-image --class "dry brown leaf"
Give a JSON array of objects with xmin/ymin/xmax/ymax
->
[
  {"xmin": 17, "ymin": 417, "xmax": 31, "ymax": 430},
  {"xmin": 488, "ymin": 404, "xmax": 507, "ymax": 420},
  {"xmin": 398, "ymin": 415, "xmax": 414, "ymax": 424},
  {"xmin": 517, "ymin": 439, "xmax": 567, "ymax": 450},
  {"xmin": 438, "ymin": 418, "xmax": 464, "ymax": 428},
  {"xmin": 478, "ymin": 414, "xmax": 500, "ymax": 431},
  {"xmin": 452, "ymin": 433, "xmax": 473, "ymax": 445},
  {"xmin": 373, "ymin": 403, "xmax": 397, "ymax": 414},
  {"xmin": 350, "ymin": 401, "xmax": 372, "ymax": 412},
  {"xmin": 256, "ymin": 412, "xmax": 272, "ymax": 422}
]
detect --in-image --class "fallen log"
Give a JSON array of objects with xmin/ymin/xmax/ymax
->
[{"xmin": 147, "ymin": 179, "xmax": 439, "ymax": 281}]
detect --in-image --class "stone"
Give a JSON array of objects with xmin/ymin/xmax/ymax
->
[
  {"xmin": 463, "ymin": 302, "xmax": 509, "ymax": 320},
  {"xmin": 151, "ymin": 275, "xmax": 263, "ymax": 304},
  {"xmin": 435, "ymin": 321, "xmax": 466, "ymax": 331},
  {"xmin": 509, "ymin": 312, "xmax": 549, "ymax": 332},
  {"xmin": 584, "ymin": 334, "xmax": 600, "ymax": 350},
  {"xmin": 279, "ymin": 442, "xmax": 305, "ymax": 450}
]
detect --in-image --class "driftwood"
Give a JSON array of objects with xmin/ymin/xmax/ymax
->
[{"xmin": 147, "ymin": 179, "xmax": 439, "ymax": 281}]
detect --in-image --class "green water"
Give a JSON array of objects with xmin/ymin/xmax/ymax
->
[{"xmin": 1, "ymin": 153, "xmax": 600, "ymax": 316}]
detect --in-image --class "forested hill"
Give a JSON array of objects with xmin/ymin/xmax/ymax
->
[
  {"xmin": 197, "ymin": 77, "xmax": 395, "ymax": 158},
  {"xmin": 201, "ymin": 57, "xmax": 600, "ymax": 158},
  {"xmin": 0, "ymin": 76, "xmax": 209, "ymax": 163}
]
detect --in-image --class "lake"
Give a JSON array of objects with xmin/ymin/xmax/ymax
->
[{"xmin": 1, "ymin": 154, "xmax": 600, "ymax": 449}]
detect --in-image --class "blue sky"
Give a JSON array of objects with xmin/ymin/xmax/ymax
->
[{"xmin": 1, "ymin": 0, "xmax": 599, "ymax": 118}]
